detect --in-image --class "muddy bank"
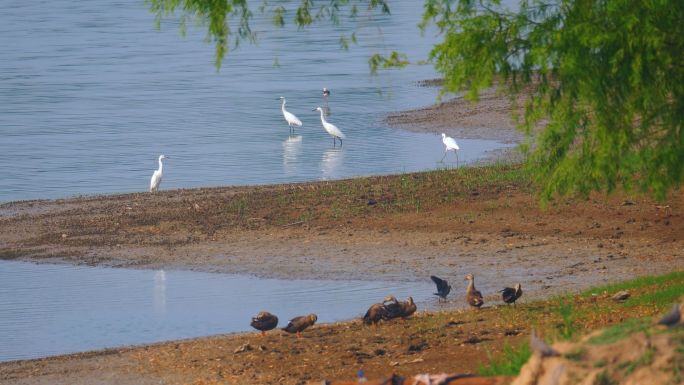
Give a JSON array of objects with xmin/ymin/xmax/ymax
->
[{"xmin": 0, "ymin": 166, "xmax": 682, "ymax": 303}]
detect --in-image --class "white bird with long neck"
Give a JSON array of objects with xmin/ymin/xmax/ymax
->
[
  {"xmin": 314, "ymin": 106, "xmax": 345, "ymax": 147},
  {"xmin": 278, "ymin": 96, "xmax": 302, "ymax": 135},
  {"xmin": 441, "ymin": 133, "xmax": 460, "ymax": 164},
  {"xmin": 149, "ymin": 155, "xmax": 167, "ymax": 192}
]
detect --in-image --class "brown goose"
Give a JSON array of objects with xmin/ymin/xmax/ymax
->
[
  {"xmin": 383, "ymin": 295, "xmax": 398, "ymax": 304},
  {"xmin": 401, "ymin": 297, "xmax": 417, "ymax": 318},
  {"xmin": 500, "ymin": 283, "xmax": 523, "ymax": 305},
  {"xmin": 250, "ymin": 311, "xmax": 279, "ymax": 337},
  {"xmin": 465, "ymin": 273, "xmax": 484, "ymax": 309},
  {"xmin": 384, "ymin": 297, "xmax": 417, "ymax": 320},
  {"xmin": 363, "ymin": 303, "xmax": 389, "ymax": 325},
  {"xmin": 282, "ymin": 313, "xmax": 317, "ymax": 338}
]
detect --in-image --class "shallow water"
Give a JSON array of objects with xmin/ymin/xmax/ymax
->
[
  {"xmin": 0, "ymin": 261, "xmax": 436, "ymax": 362},
  {"xmin": 0, "ymin": 0, "xmax": 512, "ymax": 203}
]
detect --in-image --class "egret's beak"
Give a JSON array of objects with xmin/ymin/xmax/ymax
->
[{"xmin": 312, "ymin": 108, "xmax": 317, "ymax": 111}]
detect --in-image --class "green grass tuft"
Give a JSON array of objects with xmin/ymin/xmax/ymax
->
[
  {"xmin": 555, "ymin": 299, "xmax": 576, "ymax": 340},
  {"xmin": 625, "ymin": 284, "xmax": 684, "ymax": 309},
  {"xmin": 594, "ymin": 371, "xmax": 617, "ymax": 385},
  {"xmin": 588, "ymin": 317, "xmax": 651, "ymax": 345},
  {"xmin": 593, "ymin": 359, "xmax": 607, "ymax": 368},
  {"xmin": 581, "ymin": 271, "xmax": 684, "ymax": 298},
  {"xmin": 478, "ymin": 341, "xmax": 532, "ymax": 376},
  {"xmin": 564, "ymin": 347, "xmax": 586, "ymax": 361}
]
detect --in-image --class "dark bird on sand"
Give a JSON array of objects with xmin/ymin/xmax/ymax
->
[
  {"xmin": 282, "ymin": 314, "xmax": 317, "ymax": 338},
  {"xmin": 385, "ymin": 296, "xmax": 417, "ymax": 320},
  {"xmin": 500, "ymin": 283, "xmax": 523, "ymax": 305},
  {"xmin": 250, "ymin": 311, "xmax": 279, "ymax": 337},
  {"xmin": 363, "ymin": 303, "xmax": 389, "ymax": 325},
  {"xmin": 465, "ymin": 273, "xmax": 484, "ymax": 309},
  {"xmin": 431, "ymin": 275, "xmax": 452, "ymax": 302},
  {"xmin": 658, "ymin": 303, "xmax": 682, "ymax": 327}
]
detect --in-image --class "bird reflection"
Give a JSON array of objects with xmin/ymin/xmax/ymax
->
[
  {"xmin": 282, "ymin": 135, "xmax": 303, "ymax": 175},
  {"xmin": 320, "ymin": 148, "xmax": 343, "ymax": 179},
  {"xmin": 153, "ymin": 270, "xmax": 167, "ymax": 315}
]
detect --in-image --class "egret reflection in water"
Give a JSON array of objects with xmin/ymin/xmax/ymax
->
[
  {"xmin": 320, "ymin": 148, "xmax": 343, "ymax": 179},
  {"xmin": 153, "ymin": 270, "xmax": 167, "ymax": 315},
  {"xmin": 282, "ymin": 135, "xmax": 303, "ymax": 175}
]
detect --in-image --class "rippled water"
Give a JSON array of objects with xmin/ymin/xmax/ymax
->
[
  {"xmin": 0, "ymin": 0, "xmax": 512, "ymax": 203},
  {"xmin": 0, "ymin": 261, "xmax": 435, "ymax": 362}
]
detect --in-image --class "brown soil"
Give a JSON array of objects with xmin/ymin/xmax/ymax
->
[{"xmin": 0, "ymin": 89, "xmax": 682, "ymax": 385}]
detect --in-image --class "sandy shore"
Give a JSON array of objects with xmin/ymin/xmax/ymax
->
[
  {"xmin": 384, "ymin": 82, "xmax": 525, "ymax": 143},
  {"xmin": 0, "ymin": 85, "xmax": 682, "ymax": 384}
]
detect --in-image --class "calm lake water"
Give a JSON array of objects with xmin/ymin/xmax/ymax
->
[
  {"xmin": 0, "ymin": 261, "xmax": 435, "ymax": 362},
  {"xmin": 0, "ymin": 0, "xmax": 512, "ymax": 203}
]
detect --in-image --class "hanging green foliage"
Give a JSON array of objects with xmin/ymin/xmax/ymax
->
[{"xmin": 421, "ymin": 0, "xmax": 684, "ymax": 202}]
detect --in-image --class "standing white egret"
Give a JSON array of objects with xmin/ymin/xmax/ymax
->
[
  {"xmin": 441, "ymin": 133, "xmax": 460, "ymax": 164},
  {"xmin": 278, "ymin": 96, "xmax": 302, "ymax": 135},
  {"xmin": 314, "ymin": 106, "xmax": 345, "ymax": 147},
  {"xmin": 149, "ymin": 154, "xmax": 167, "ymax": 192}
]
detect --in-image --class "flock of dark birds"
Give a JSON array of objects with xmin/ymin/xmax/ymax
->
[{"xmin": 249, "ymin": 273, "xmax": 523, "ymax": 338}]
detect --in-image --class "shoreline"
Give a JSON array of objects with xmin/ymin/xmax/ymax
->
[
  {"xmin": 0, "ymin": 90, "xmax": 680, "ymax": 286},
  {"xmin": 384, "ymin": 84, "xmax": 526, "ymax": 143},
  {"xmin": 2, "ymin": 272, "xmax": 681, "ymax": 385},
  {"xmin": 0, "ymin": 86, "xmax": 682, "ymax": 384}
]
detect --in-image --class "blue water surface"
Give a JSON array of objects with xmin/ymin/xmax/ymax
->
[
  {"xmin": 0, "ymin": 261, "xmax": 435, "ymax": 362},
  {"xmin": 0, "ymin": 0, "xmax": 511, "ymax": 202}
]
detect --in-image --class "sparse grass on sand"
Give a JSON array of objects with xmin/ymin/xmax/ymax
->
[{"xmin": 477, "ymin": 271, "xmax": 684, "ymax": 376}]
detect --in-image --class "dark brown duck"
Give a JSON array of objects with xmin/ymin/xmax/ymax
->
[
  {"xmin": 500, "ymin": 283, "xmax": 522, "ymax": 305},
  {"xmin": 465, "ymin": 273, "xmax": 484, "ymax": 309},
  {"xmin": 250, "ymin": 311, "xmax": 279, "ymax": 337},
  {"xmin": 282, "ymin": 313, "xmax": 317, "ymax": 338}
]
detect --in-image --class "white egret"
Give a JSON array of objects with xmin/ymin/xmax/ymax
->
[
  {"xmin": 441, "ymin": 133, "xmax": 460, "ymax": 164},
  {"xmin": 278, "ymin": 96, "xmax": 302, "ymax": 135},
  {"xmin": 314, "ymin": 106, "xmax": 345, "ymax": 147},
  {"xmin": 149, "ymin": 154, "xmax": 167, "ymax": 192}
]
